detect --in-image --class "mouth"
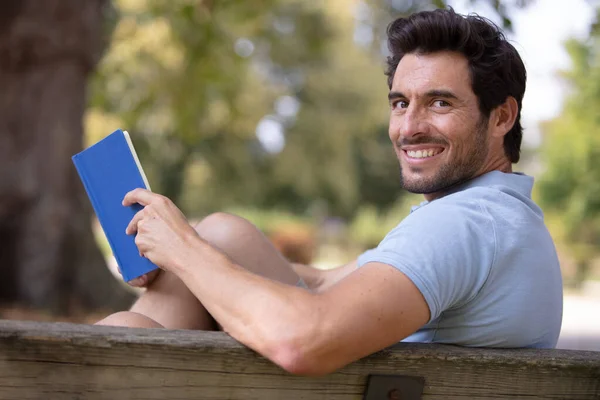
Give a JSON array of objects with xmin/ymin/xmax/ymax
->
[{"xmin": 401, "ymin": 147, "xmax": 445, "ymax": 162}]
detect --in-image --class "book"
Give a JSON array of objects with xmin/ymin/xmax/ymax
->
[{"xmin": 72, "ymin": 129, "xmax": 159, "ymax": 282}]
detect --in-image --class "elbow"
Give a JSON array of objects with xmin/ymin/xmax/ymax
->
[
  {"xmin": 255, "ymin": 294, "xmax": 338, "ymax": 376},
  {"xmin": 269, "ymin": 342, "xmax": 334, "ymax": 377},
  {"xmin": 265, "ymin": 323, "xmax": 342, "ymax": 377}
]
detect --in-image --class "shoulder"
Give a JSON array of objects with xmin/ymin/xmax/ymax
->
[
  {"xmin": 357, "ymin": 192, "xmax": 498, "ymax": 321},
  {"xmin": 395, "ymin": 190, "xmax": 495, "ymax": 242},
  {"xmin": 363, "ymin": 189, "xmax": 498, "ymax": 284}
]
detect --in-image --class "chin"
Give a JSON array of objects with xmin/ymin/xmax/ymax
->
[
  {"xmin": 400, "ymin": 177, "xmax": 428, "ymax": 194},
  {"xmin": 400, "ymin": 173, "xmax": 442, "ymax": 195}
]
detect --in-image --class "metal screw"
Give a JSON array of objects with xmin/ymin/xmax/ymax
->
[{"xmin": 388, "ymin": 388, "xmax": 402, "ymax": 400}]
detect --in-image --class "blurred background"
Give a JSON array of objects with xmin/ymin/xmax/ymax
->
[{"xmin": 0, "ymin": 0, "xmax": 598, "ymax": 351}]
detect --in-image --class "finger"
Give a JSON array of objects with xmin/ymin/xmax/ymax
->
[
  {"xmin": 134, "ymin": 232, "xmax": 145, "ymax": 250},
  {"xmin": 126, "ymin": 209, "xmax": 146, "ymax": 235},
  {"xmin": 123, "ymin": 188, "xmax": 155, "ymax": 207},
  {"xmin": 144, "ymin": 269, "xmax": 161, "ymax": 285},
  {"xmin": 128, "ymin": 275, "xmax": 148, "ymax": 287},
  {"xmin": 128, "ymin": 270, "xmax": 160, "ymax": 288}
]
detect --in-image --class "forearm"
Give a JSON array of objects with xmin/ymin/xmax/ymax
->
[{"xmin": 171, "ymin": 236, "xmax": 318, "ymax": 361}]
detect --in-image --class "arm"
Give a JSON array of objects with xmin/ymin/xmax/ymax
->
[
  {"xmin": 180, "ymin": 248, "xmax": 428, "ymax": 375},
  {"xmin": 172, "ymin": 241, "xmax": 428, "ymax": 375},
  {"xmin": 123, "ymin": 189, "xmax": 429, "ymax": 375}
]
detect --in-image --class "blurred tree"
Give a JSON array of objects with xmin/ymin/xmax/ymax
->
[
  {"xmin": 0, "ymin": 0, "xmax": 135, "ymax": 314},
  {"xmin": 90, "ymin": 0, "xmax": 333, "ymax": 214},
  {"xmin": 538, "ymin": 13, "xmax": 600, "ymax": 287}
]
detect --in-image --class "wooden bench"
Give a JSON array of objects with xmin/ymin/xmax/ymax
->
[{"xmin": 1, "ymin": 320, "xmax": 598, "ymax": 399}]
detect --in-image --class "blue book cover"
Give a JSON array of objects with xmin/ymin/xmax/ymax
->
[{"xmin": 72, "ymin": 129, "xmax": 159, "ymax": 282}]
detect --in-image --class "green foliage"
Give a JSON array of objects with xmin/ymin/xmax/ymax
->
[
  {"xmin": 91, "ymin": 0, "xmax": 326, "ymax": 208},
  {"xmin": 538, "ymin": 27, "xmax": 600, "ymax": 284}
]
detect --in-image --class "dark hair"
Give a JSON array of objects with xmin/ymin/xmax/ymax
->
[{"xmin": 386, "ymin": 8, "xmax": 526, "ymax": 163}]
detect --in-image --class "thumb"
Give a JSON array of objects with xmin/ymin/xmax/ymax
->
[
  {"xmin": 127, "ymin": 269, "xmax": 161, "ymax": 288},
  {"xmin": 128, "ymin": 275, "xmax": 148, "ymax": 287}
]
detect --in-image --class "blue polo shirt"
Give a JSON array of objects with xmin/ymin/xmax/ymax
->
[{"xmin": 357, "ymin": 171, "xmax": 563, "ymax": 348}]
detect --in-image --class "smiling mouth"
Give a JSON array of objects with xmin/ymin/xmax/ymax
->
[{"xmin": 404, "ymin": 148, "xmax": 444, "ymax": 159}]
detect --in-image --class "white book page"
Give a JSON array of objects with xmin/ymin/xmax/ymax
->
[{"xmin": 123, "ymin": 130, "xmax": 152, "ymax": 191}]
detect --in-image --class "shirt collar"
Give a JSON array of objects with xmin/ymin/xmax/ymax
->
[
  {"xmin": 457, "ymin": 171, "xmax": 534, "ymax": 197},
  {"xmin": 410, "ymin": 171, "xmax": 534, "ymax": 213}
]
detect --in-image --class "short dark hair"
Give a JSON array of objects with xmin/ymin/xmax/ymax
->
[{"xmin": 385, "ymin": 8, "xmax": 526, "ymax": 163}]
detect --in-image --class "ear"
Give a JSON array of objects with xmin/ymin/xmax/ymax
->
[{"xmin": 489, "ymin": 96, "xmax": 518, "ymax": 138}]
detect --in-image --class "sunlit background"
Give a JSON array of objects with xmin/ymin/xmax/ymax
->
[{"xmin": 1, "ymin": 0, "xmax": 599, "ymax": 351}]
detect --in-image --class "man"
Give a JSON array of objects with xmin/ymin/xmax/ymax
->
[{"xmin": 97, "ymin": 8, "xmax": 563, "ymax": 376}]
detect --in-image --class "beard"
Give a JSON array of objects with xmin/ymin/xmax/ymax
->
[{"xmin": 398, "ymin": 117, "xmax": 489, "ymax": 195}]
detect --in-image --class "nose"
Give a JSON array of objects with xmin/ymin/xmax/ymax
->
[
  {"xmin": 400, "ymin": 106, "xmax": 428, "ymax": 139},
  {"xmin": 390, "ymin": 105, "xmax": 428, "ymax": 143}
]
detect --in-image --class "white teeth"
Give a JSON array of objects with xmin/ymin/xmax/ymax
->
[{"xmin": 407, "ymin": 149, "xmax": 441, "ymax": 159}]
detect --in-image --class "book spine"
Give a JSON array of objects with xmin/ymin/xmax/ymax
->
[
  {"xmin": 123, "ymin": 131, "xmax": 151, "ymax": 191},
  {"xmin": 72, "ymin": 155, "xmax": 127, "ymax": 280}
]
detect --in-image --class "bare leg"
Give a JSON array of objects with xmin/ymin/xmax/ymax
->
[
  {"xmin": 96, "ymin": 311, "xmax": 164, "ymax": 328},
  {"xmin": 96, "ymin": 212, "xmax": 302, "ymax": 330}
]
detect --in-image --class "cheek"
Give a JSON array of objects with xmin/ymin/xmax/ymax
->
[
  {"xmin": 430, "ymin": 113, "xmax": 456, "ymax": 132},
  {"xmin": 388, "ymin": 116, "xmax": 400, "ymax": 142},
  {"xmin": 431, "ymin": 114, "xmax": 469, "ymax": 143}
]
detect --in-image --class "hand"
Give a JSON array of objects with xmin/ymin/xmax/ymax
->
[{"xmin": 123, "ymin": 188, "xmax": 200, "ymax": 272}]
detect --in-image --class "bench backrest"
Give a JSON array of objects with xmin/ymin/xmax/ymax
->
[{"xmin": 0, "ymin": 320, "xmax": 598, "ymax": 399}]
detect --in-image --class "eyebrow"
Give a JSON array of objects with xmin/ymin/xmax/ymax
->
[
  {"xmin": 388, "ymin": 89, "xmax": 459, "ymax": 102},
  {"xmin": 388, "ymin": 91, "xmax": 405, "ymax": 102},
  {"xmin": 425, "ymin": 89, "xmax": 459, "ymax": 100}
]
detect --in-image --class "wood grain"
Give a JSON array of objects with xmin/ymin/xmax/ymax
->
[{"xmin": 0, "ymin": 320, "xmax": 598, "ymax": 399}]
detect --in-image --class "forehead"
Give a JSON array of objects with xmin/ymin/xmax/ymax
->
[{"xmin": 391, "ymin": 51, "xmax": 473, "ymax": 97}]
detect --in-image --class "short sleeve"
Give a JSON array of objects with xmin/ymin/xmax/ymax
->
[{"xmin": 357, "ymin": 198, "xmax": 496, "ymax": 322}]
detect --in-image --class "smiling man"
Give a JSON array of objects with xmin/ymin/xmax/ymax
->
[{"xmin": 97, "ymin": 8, "xmax": 563, "ymax": 376}]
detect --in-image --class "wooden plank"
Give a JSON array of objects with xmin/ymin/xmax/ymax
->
[{"xmin": 0, "ymin": 320, "xmax": 598, "ymax": 399}]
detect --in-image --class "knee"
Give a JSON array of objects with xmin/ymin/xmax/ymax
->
[
  {"xmin": 194, "ymin": 212, "xmax": 257, "ymax": 248},
  {"xmin": 95, "ymin": 311, "xmax": 164, "ymax": 329}
]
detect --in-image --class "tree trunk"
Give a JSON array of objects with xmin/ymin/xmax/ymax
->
[{"xmin": 0, "ymin": 0, "xmax": 135, "ymax": 314}]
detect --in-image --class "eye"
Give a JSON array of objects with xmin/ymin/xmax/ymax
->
[
  {"xmin": 433, "ymin": 99, "xmax": 450, "ymax": 107},
  {"xmin": 392, "ymin": 100, "xmax": 409, "ymax": 110}
]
